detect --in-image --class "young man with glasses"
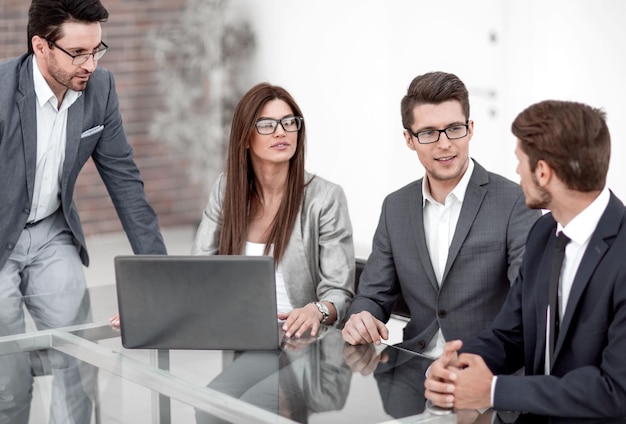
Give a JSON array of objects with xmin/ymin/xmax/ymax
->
[
  {"xmin": 343, "ymin": 72, "xmax": 539, "ymax": 361},
  {"xmin": 0, "ymin": 0, "xmax": 166, "ymax": 422}
]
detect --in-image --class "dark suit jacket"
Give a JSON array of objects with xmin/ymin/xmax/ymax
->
[
  {"xmin": 347, "ymin": 160, "xmax": 540, "ymax": 353},
  {"xmin": 463, "ymin": 192, "xmax": 626, "ymax": 418},
  {"xmin": 0, "ymin": 54, "xmax": 166, "ymax": 269}
]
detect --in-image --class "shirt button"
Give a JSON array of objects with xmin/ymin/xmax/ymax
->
[{"xmin": 438, "ymin": 310, "xmax": 447, "ymax": 318}]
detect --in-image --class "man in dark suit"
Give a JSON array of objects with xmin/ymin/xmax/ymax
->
[
  {"xmin": 425, "ymin": 100, "xmax": 626, "ymax": 418},
  {"xmin": 342, "ymin": 72, "xmax": 540, "ymax": 356},
  {"xmin": 0, "ymin": 0, "xmax": 166, "ymax": 422}
]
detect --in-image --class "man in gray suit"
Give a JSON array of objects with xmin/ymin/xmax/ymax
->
[
  {"xmin": 342, "ymin": 72, "xmax": 540, "ymax": 357},
  {"xmin": 0, "ymin": 0, "xmax": 166, "ymax": 422}
]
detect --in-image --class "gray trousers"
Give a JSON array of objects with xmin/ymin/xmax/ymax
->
[{"xmin": 0, "ymin": 210, "xmax": 95, "ymax": 424}]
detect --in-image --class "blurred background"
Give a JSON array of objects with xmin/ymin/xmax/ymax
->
[{"xmin": 2, "ymin": 0, "xmax": 626, "ymax": 259}]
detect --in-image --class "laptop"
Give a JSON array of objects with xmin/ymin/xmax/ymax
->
[{"xmin": 114, "ymin": 255, "xmax": 280, "ymax": 350}]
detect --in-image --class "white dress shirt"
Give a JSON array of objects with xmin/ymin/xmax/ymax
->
[
  {"xmin": 421, "ymin": 159, "xmax": 474, "ymax": 358},
  {"xmin": 29, "ymin": 56, "xmax": 81, "ymax": 223}
]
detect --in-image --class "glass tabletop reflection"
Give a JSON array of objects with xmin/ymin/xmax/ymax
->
[
  {"xmin": 0, "ymin": 285, "xmax": 443, "ymax": 424},
  {"xmin": 2, "ymin": 284, "xmax": 622, "ymax": 424}
]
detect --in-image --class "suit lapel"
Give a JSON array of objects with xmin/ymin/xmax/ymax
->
[
  {"xmin": 409, "ymin": 180, "xmax": 439, "ymax": 291},
  {"xmin": 531, "ymin": 224, "xmax": 558, "ymax": 373},
  {"xmin": 17, "ymin": 56, "xmax": 37, "ymax": 202},
  {"xmin": 281, "ymin": 196, "xmax": 309, "ymax": 301},
  {"xmin": 442, "ymin": 161, "xmax": 488, "ymax": 282},
  {"xmin": 553, "ymin": 194, "xmax": 623, "ymax": 362}
]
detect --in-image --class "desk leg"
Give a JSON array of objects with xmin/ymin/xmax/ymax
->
[{"xmin": 155, "ymin": 349, "xmax": 171, "ymax": 424}]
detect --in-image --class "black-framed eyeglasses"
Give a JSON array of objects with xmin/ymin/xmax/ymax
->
[
  {"xmin": 44, "ymin": 38, "xmax": 108, "ymax": 65},
  {"xmin": 255, "ymin": 116, "xmax": 303, "ymax": 135},
  {"xmin": 406, "ymin": 121, "xmax": 469, "ymax": 144}
]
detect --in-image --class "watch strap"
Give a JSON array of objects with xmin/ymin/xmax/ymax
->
[{"xmin": 313, "ymin": 301, "xmax": 329, "ymax": 323}]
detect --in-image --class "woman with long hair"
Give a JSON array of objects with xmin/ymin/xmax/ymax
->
[{"xmin": 192, "ymin": 83, "xmax": 355, "ymax": 338}]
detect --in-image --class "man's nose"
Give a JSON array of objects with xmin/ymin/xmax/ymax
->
[{"xmin": 81, "ymin": 55, "xmax": 98, "ymax": 72}]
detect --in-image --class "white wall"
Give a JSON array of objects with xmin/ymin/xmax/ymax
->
[
  {"xmin": 501, "ymin": 0, "xmax": 626, "ymax": 202},
  {"xmin": 231, "ymin": 0, "xmax": 626, "ymax": 257}
]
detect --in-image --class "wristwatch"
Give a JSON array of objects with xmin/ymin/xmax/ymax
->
[{"xmin": 313, "ymin": 301, "xmax": 330, "ymax": 324}]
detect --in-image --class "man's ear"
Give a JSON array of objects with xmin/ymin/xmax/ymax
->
[
  {"xmin": 31, "ymin": 35, "xmax": 47, "ymax": 58},
  {"xmin": 534, "ymin": 159, "xmax": 553, "ymax": 187},
  {"xmin": 404, "ymin": 130, "xmax": 416, "ymax": 151}
]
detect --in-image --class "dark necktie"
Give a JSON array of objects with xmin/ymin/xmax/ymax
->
[{"xmin": 548, "ymin": 231, "xmax": 570, "ymax": 366}]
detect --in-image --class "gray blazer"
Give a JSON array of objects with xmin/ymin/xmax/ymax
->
[
  {"xmin": 347, "ymin": 160, "xmax": 540, "ymax": 353},
  {"xmin": 192, "ymin": 172, "xmax": 355, "ymax": 323},
  {"xmin": 0, "ymin": 54, "xmax": 166, "ymax": 269}
]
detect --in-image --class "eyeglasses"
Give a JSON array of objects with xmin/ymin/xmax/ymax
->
[
  {"xmin": 407, "ymin": 121, "xmax": 469, "ymax": 144},
  {"xmin": 45, "ymin": 38, "xmax": 108, "ymax": 65},
  {"xmin": 255, "ymin": 116, "xmax": 303, "ymax": 135}
]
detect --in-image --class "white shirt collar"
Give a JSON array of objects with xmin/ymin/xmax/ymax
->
[
  {"xmin": 558, "ymin": 187, "xmax": 610, "ymax": 245},
  {"xmin": 422, "ymin": 158, "xmax": 474, "ymax": 207}
]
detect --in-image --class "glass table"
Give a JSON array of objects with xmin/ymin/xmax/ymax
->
[
  {"xmin": 0, "ymin": 285, "xmax": 451, "ymax": 423},
  {"xmin": 1, "ymin": 285, "xmax": 623, "ymax": 424}
]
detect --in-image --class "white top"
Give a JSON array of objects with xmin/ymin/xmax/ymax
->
[
  {"xmin": 29, "ymin": 56, "xmax": 81, "ymax": 223},
  {"xmin": 421, "ymin": 159, "xmax": 474, "ymax": 358},
  {"xmin": 244, "ymin": 241, "xmax": 292, "ymax": 314}
]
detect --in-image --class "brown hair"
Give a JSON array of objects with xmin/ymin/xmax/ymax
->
[
  {"xmin": 28, "ymin": 0, "xmax": 108, "ymax": 54},
  {"xmin": 512, "ymin": 100, "xmax": 610, "ymax": 192},
  {"xmin": 219, "ymin": 83, "xmax": 306, "ymax": 263},
  {"xmin": 400, "ymin": 71, "xmax": 470, "ymax": 129}
]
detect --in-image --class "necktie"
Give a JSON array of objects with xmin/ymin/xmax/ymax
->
[{"xmin": 548, "ymin": 231, "xmax": 570, "ymax": 366}]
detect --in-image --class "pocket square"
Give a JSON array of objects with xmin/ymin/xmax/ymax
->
[{"xmin": 80, "ymin": 125, "xmax": 104, "ymax": 138}]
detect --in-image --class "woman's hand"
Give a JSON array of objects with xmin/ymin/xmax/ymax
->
[
  {"xmin": 278, "ymin": 303, "xmax": 326, "ymax": 338},
  {"xmin": 109, "ymin": 313, "xmax": 121, "ymax": 331}
]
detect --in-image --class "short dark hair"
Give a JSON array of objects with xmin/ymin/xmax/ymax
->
[
  {"xmin": 400, "ymin": 72, "xmax": 470, "ymax": 130},
  {"xmin": 512, "ymin": 100, "xmax": 610, "ymax": 192},
  {"xmin": 27, "ymin": 0, "xmax": 109, "ymax": 54}
]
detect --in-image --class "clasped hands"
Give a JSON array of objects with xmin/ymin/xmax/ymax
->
[{"xmin": 424, "ymin": 340, "xmax": 494, "ymax": 411}]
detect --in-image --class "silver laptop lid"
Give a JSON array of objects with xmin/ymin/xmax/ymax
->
[{"xmin": 114, "ymin": 255, "xmax": 279, "ymax": 350}]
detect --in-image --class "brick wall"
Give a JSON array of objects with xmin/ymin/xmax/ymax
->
[{"xmin": 0, "ymin": 0, "xmax": 208, "ymax": 235}]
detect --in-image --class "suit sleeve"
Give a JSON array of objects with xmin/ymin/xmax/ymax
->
[
  {"xmin": 315, "ymin": 183, "xmax": 355, "ymax": 323},
  {"xmin": 191, "ymin": 174, "xmax": 225, "ymax": 255},
  {"xmin": 345, "ymin": 196, "xmax": 400, "ymax": 322},
  {"xmin": 462, "ymin": 269, "xmax": 527, "ymax": 375},
  {"xmin": 91, "ymin": 71, "xmax": 166, "ymax": 254}
]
